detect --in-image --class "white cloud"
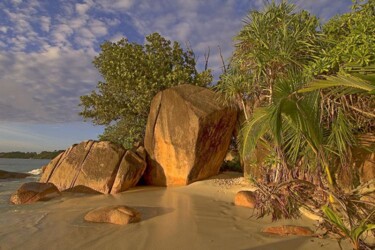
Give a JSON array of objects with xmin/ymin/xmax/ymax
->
[
  {"xmin": 0, "ymin": 26, "xmax": 8, "ymax": 33},
  {"xmin": 11, "ymin": 0, "xmax": 22, "ymax": 5},
  {"xmin": 40, "ymin": 16, "xmax": 51, "ymax": 32},
  {"xmin": 0, "ymin": 49, "xmax": 100, "ymax": 123},
  {"xmin": 109, "ymin": 32, "xmax": 126, "ymax": 42},
  {"xmin": 89, "ymin": 19, "xmax": 108, "ymax": 37},
  {"xmin": 95, "ymin": 0, "xmax": 134, "ymax": 12},
  {"xmin": 76, "ymin": 2, "xmax": 92, "ymax": 15}
]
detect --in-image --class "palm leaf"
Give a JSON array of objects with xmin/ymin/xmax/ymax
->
[
  {"xmin": 239, "ymin": 107, "xmax": 272, "ymax": 159},
  {"xmin": 351, "ymin": 224, "xmax": 375, "ymax": 241},
  {"xmin": 322, "ymin": 205, "xmax": 351, "ymax": 236},
  {"xmin": 327, "ymin": 108, "xmax": 356, "ymax": 161},
  {"xmin": 299, "ymin": 74, "xmax": 375, "ymax": 94}
]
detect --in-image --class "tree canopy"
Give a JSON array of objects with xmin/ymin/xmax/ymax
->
[
  {"xmin": 310, "ymin": 0, "xmax": 375, "ymax": 75},
  {"xmin": 80, "ymin": 33, "xmax": 212, "ymax": 147},
  {"xmin": 216, "ymin": 1, "xmax": 322, "ymax": 118}
]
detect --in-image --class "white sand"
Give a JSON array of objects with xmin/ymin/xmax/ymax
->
[{"xmin": 0, "ymin": 172, "xmax": 351, "ymax": 250}]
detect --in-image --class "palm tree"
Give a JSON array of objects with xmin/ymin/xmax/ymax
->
[
  {"xmin": 233, "ymin": 1, "xmax": 321, "ymax": 106},
  {"xmin": 220, "ymin": 1, "xmax": 322, "ymax": 182}
]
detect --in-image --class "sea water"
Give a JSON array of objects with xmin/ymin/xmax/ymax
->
[{"xmin": 0, "ymin": 158, "xmax": 49, "ymax": 174}]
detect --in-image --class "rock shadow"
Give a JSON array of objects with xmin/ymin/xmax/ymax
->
[
  {"xmin": 132, "ymin": 206, "xmax": 174, "ymax": 221},
  {"xmin": 63, "ymin": 185, "xmax": 102, "ymax": 194}
]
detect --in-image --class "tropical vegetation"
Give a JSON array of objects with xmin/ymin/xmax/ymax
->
[
  {"xmin": 216, "ymin": 1, "xmax": 375, "ymax": 248},
  {"xmin": 0, "ymin": 150, "xmax": 65, "ymax": 159}
]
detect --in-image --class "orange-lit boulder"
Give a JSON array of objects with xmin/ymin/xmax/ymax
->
[
  {"xmin": 111, "ymin": 147, "xmax": 147, "ymax": 194},
  {"xmin": 234, "ymin": 191, "xmax": 256, "ymax": 208},
  {"xmin": 143, "ymin": 84, "xmax": 237, "ymax": 186},
  {"xmin": 262, "ymin": 225, "xmax": 314, "ymax": 236},
  {"xmin": 84, "ymin": 205, "xmax": 141, "ymax": 225},
  {"xmin": 10, "ymin": 182, "xmax": 60, "ymax": 204}
]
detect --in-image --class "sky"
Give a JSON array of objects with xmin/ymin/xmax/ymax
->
[{"xmin": 0, "ymin": 0, "xmax": 354, "ymax": 152}]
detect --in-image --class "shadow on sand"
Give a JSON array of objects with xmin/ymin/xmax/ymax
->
[
  {"xmin": 242, "ymin": 236, "xmax": 317, "ymax": 250},
  {"xmin": 133, "ymin": 206, "xmax": 174, "ymax": 221}
]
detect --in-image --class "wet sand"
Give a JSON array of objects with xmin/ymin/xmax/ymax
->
[{"xmin": 0, "ymin": 172, "xmax": 351, "ymax": 250}]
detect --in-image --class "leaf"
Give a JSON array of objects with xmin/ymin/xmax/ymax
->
[
  {"xmin": 351, "ymin": 224, "xmax": 375, "ymax": 241},
  {"xmin": 298, "ymin": 74, "xmax": 375, "ymax": 94},
  {"xmin": 322, "ymin": 205, "xmax": 351, "ymax": 236}
]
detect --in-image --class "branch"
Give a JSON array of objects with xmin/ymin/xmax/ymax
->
[
  {"xmin": 218, "ymin": 45, "xmax": 226, "ymax": 74},
  {"xmin": 204, "ymin": 46, "xmax": 210, "ymax": 71}
]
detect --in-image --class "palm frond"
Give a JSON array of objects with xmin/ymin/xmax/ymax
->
[
  {"xmin": 239, "ymin": 107, "xmax": 272, "ymax": 159},
  {"xmin": 327, "ymin": 108, "xmax": 356, "ymax": 163},
  {"xmin": 299, "ymin": 74, "xmax": 375, "ymax": 94}
]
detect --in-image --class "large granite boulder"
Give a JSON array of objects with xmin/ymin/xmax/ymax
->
[
  {"xmin": 144, "ymin": 84, "xmax": 237, "ymax": 186},
  {"xmin": 39, "ymin": 141, "xmax": 146, "ymax": 194},
  {"xmin": 10, "ymin": 182, "xmax": 60, "ymax": 204}
]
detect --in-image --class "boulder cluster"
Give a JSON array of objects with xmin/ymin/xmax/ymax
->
[
  {"xmin": 36, "ymin": 84, "xmax": 237, "ymax": 194},
  {"xmin": 10, "ymin": 84, "xmax": 237, "ymax": 208}
]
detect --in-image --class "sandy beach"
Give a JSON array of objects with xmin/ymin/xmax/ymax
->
[{"xmin": 0, "ymin": 172, "xmax": 351, "ymax": 250}]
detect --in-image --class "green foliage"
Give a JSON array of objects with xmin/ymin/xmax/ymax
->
[
  {"xmin": 310, "ymin": 0, "xmax": 375, "ymax": 75},
  {"xmin": 233, "ymin": 1, "xmax": 321, "ymax": 95},
  {"xmin": 215, "ymin": 67, "xmax": 253, "ymax": 119},
  {"xmin": 322, "ymin": 205, "xmax": 375, "ymax": 250},
  {"xmin": 80, "ymin": 33, "xmax": 212, "ymax": 147},
  {"xmin": 217, "ymin": 1, "xmax": 375, "ymax": 189}
]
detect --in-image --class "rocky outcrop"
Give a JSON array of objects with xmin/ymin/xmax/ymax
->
[
  {"xmin": 39, "ymin": 141, "xmax": 146, "ymax": 194},
  {"xmin": 0, "ymin": 170, "xmax": 30, "ymax": 179},
  {"xmin": 262, "ymin": 225, "xmax": 313, "ymax": 236},
  {"xmin": 144, "ymin": 84, "xmax": 237, "ymax": 186},
  {"xmin": 84, "ymin": 205, "xmax": 141, "ymax": 225},
  {"xmin": 234, "ymin": 191, "xmax": 256, "ymax": 208},
  {"xmin": 10, "ymin": 182, "xmax": 60, "ymax": 204}
]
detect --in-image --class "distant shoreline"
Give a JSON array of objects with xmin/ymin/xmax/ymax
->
[{"xmin": 0, "ymin": 150, "xmax": 64, "ymax": 160}]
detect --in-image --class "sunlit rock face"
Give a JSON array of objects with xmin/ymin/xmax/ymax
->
[
  {"xmin": 39, "ymin": 141, "xmax": 146, "ymax": 194},
  {"xmin": 143, "ymin": 84, "xmax": 237, "ymax": 186}
]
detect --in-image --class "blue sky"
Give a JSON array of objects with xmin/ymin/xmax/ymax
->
[{"xmin": 0, "ymin": 0, "xmax": 353, "ymax": 152}]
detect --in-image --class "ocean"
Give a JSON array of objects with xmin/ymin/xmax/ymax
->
[{"xmin": 0, "ymin": 158, "xmax": 49, "ymax": 174}]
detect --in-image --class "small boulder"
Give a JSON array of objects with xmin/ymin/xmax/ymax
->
[
  {"xmin": 262, "ymin": 225, "xmax": 313, "ymax": 236},
  {"xmin": 84, "ymin": 205, "xmax": 141, "ymax": 225},
  {"xmin": 10, "ymin": 182, "xmax": 60, "ymax": 205},
  {"xmin": 234, "ymin": 191, "xmax": 256, "ymax": 208}
]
